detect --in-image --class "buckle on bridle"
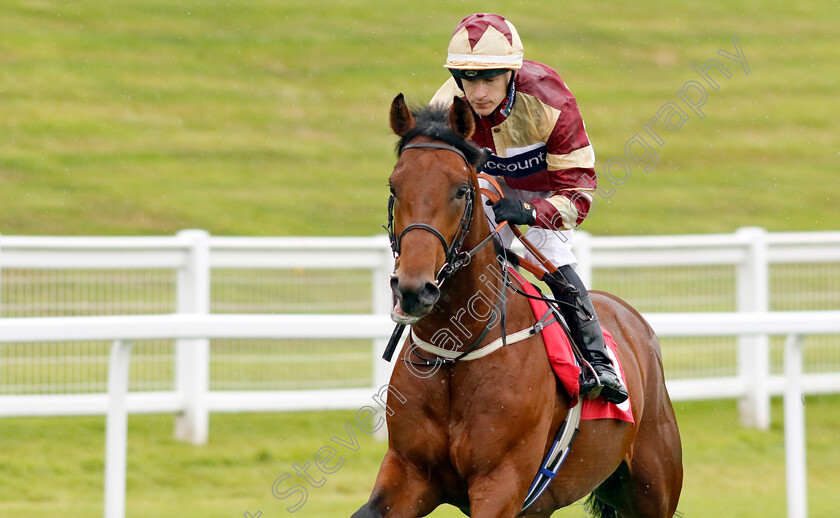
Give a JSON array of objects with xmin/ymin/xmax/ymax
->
[
  {"xmin": 435, "ymin": 262, "xmax": 452, "ymax": 284},
  {"xmin": 450, "ymin": 251, "xmax": 472, "ymax": 270}
]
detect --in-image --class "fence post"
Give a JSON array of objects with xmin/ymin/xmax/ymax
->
[
  {"xmin": 105, "ymin": 339, "xmax": 132, "ymax": 518},
  {"xmin": 174, "ymin": 230, "xmax": 210, "ymax": 444},
  {"xmin": 735, "ymin": 226, "xmax": 770, "ymax": 429},
  {"xmin": 372, "ymin": 235, "xmax": 396, "ymax": 441},
  {"xmin": 784, "ymin": 333, "xmax": 807, "ymax": 518}
]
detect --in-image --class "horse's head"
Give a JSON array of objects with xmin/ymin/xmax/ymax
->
[{"xmin": 386, "ymin": 94, "xmax": 487, "ymax": 324}]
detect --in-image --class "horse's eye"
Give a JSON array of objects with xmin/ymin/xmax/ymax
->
[
  {"xmin": 455, "ymin": 185, "xmax": 469, "ymax": 199},
  {"xmin": 389, "ymin": 184, "xmax": 396, "ymax": 196}
]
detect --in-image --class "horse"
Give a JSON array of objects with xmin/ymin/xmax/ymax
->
[{"xmin": 352, "ymin": 94, "xmax": 682, "ymax": 518}]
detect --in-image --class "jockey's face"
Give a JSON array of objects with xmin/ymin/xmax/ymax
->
[{"xmin": 461, "ymin": 72, "xmax": 512, "ymax": 116}]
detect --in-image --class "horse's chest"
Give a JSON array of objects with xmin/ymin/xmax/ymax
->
[{"xmin": 394, "ymin": 360, "xmax": 552, "ymax": 476}]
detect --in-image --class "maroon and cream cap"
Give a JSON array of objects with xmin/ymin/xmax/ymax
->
[{"xmin": 444, "ymin": 13, "xmax": 525, "ymax": 71}]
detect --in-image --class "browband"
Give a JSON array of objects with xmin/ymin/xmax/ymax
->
[{"xmin": 400, "ymin": 142, "xmax": 470, "ymax": 168}]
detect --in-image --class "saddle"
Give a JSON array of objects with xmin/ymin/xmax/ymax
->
[{"xmin": 508, "ymin": 268, "xmax": 634, "ymax": 423}]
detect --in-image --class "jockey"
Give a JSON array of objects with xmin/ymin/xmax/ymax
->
[{"xmin": 431, "ymin": 13, "xmax": 628, "ymax": 404}]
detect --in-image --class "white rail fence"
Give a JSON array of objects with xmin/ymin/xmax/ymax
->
[
  {"xmin": 644, "ymin": 312, "xmax": 840, "ymax": 518},
  {"xmin": 0, "ymin": 231, "xmax": 397, "ymax": 443},
  {"xmin": 2, "ymin": 227, "xmax": 840, "ymax": 429},
  {"xmin": 1, "ymin": 228, "xmax": 839, "ymax": 518},
  {"xmin": 1, "ymin": 313, "xmax": 837, "ymax": 518}
]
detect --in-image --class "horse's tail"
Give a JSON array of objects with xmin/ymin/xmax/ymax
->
[{"xmin": 584, "ymin": 494, "xmax": 620, "ymax": 518}]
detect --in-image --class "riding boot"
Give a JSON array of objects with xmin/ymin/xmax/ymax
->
[{"xmin": 544, "ymin": 265, "xmax": 629, "ymax": 404}]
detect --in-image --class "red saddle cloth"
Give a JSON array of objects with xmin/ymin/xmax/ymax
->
[{"xmin": 509, "ymin": 268, "xmax": 634, "ymax": 424}]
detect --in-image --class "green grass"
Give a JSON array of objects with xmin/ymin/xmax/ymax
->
[
  {"xmin": 1, "ymin": 1, "xmax": 838, "ymax": 516},
  {"xmin": 1, "ymin": 0, "xmax": 837, "ymax": 237},
  {"xmin": 1, "ymin": 396, "xmax": 840, "ymax": 517}
]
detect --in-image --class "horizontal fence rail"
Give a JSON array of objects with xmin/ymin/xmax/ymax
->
[
  {"xmin": 0, "ymin": 313, "xmax": 395, "ymax": 343},
  {"xmin": 1, "ymin": 311, "xmax": 838, "ymax": 518},
  {"xmin": 3, "ymin": 312, "xmax": 840, "ymax": 416},
  {"xmin": 2, "ymin": 228, "xmax": 839, "ymax": 518},
  {"xmin": 2, "ymin": 227, "xmax": 840, "ymax": 424}
]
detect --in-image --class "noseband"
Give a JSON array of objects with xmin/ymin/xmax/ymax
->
[{"xmin": 386, "ymin": 142, "xmax": 485, "ymax": 284}]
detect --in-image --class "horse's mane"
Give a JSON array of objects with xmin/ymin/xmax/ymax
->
[{"xmin": 396, "ymin": 103, "xmax": 488, "ymax": 170}]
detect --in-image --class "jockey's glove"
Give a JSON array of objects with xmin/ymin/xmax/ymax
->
[{"xmin": 487, "ymin": 198, "xmax": 537, "ymax": 226}]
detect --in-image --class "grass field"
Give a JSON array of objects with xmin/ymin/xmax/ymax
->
[
  {"xmin": 1, "ymin": 0, "xmax": 838, "ymax": 517},
  {"xmin": 1, "ymin": 0, "xmax": 837, "ymax": 237},
  {"xmin": 2, "ymin": 396, "xmax": 840, "ymax": 517}
]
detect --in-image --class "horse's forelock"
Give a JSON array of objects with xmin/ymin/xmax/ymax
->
[{"xmin": 396, "ymin": 104, "xmax": 486, "ymax": 169}]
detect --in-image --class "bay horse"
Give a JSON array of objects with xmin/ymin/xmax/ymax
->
[{"xmin": 353, "ymin": 94, "xmax": 682, "ymax": 517}]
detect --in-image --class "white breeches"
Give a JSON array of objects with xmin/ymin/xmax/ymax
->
[{"xmin": 479, "ymin": 178, "xmax": 577, "ymax": 271}]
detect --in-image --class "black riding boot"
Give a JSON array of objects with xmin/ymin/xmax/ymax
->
[{"xmin": 545, "ymin": 265, "xmax": 629, "ymax": 404}]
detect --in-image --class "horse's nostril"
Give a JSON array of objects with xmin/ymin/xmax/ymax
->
[
  {"xmin": 390, "ymin": 275, "xmax": 439, "ymax": 315},
  {"xmin": 418, "ymin": 282, "xmax": 441, "ymax": 306}
]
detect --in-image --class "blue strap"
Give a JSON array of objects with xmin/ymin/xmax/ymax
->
[{"xmin": 521, "ymin": 403, "xmax": 582, "ymax": 511}]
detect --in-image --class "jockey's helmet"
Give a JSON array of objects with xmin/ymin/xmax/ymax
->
[{"xmin": 444, "ymin": 13, "xmax": 524, "ymax": 79}]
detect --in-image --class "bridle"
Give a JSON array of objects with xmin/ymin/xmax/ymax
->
[
  {"xmin": 385, "ymin": 141, "xmax": 494, "ymax": 285},
  {"xmin": 382, "ymin": 139, "xmax": 508, "ymax": 364},
  {"xmin": 381, "ymin": 137, "xmax": 548, "ymax": 372}
]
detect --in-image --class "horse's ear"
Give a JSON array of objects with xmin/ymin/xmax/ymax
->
[
  {"xmin": 390, "ymin": 93, "xmax": 415, "ymax": 136},
  {"xmin": 449, "ymin": 96, "xmax": 475, "ymax": 140}
]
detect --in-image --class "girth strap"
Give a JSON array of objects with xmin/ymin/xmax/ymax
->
[{"xmin": 522, "ymin": 399, "xmax": 582, "ymax": 510}]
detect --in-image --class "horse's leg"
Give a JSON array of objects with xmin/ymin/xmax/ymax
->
[
  {"xmin": 454, "ymin": 360, "xmax": 559, "ymax": 517},
  {"xmin": 582, "ymin": 294, "xmax": 683, "ymax": 517},
  {"xmin": 590, "ymin": 455, "xmax": 678, "ymax": 518},
  {"xmin": 592, "ymin": 376, "xmax": 683, "ymax": 516},
  {"xmin": 601, "ymin": 419, "xmax": 682, "ymax": 517},
  {"xmin": 352, "ymin": 449, "xmax": 439, "ymax": 518},
  {"xmin": 466, "ymin": 477, "xmax": 523, "ymax": 517},
  {"xmin": 461, "ymin": 457, "xmax": 539, "ymax": 518}
]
